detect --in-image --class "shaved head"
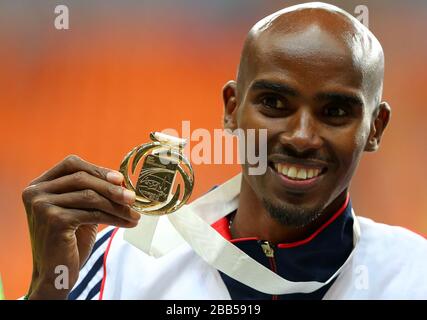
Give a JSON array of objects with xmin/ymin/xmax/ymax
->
[
  {"xmin": 223, "ymin": 2, "xmax": 391, "ymax": 238},
  {"xmin": 237, "ymin": 2, "xmax": 384, "ymax": 109}
]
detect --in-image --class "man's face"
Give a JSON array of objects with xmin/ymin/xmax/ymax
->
[{"xmin": 229, "ymin": 26, "xmax": 378, "ymax": 226}]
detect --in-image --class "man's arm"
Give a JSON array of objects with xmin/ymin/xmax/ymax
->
[{"xmin": 22, "ymin": 155, "xmax": 140, "ymax": 299}]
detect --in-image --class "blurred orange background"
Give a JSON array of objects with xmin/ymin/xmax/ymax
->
[{"xmin": 1, "ymin": 1, "xmax": 426, "ymax": 299}]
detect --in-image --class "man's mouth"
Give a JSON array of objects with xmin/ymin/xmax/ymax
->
[
  {"xmin": 268, "ymin": 158, "xmax": 329, "ymax": 191},
  {"xmin": 273, "ymin": 163, "xmax": 326, "ymax": 181}
]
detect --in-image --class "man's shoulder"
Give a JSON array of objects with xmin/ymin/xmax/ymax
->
[
  {"xmin": 325, "ymin": 216, "xmax": 427, "ymax": 299},
  {"xmin": 357, "ymin": 215, "xmax": 427, "ymax": 253},
  {"xmin": 358, "ymin": 217, "xmax": 427, "ymax": 279}
]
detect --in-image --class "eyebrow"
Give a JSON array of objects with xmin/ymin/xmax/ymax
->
[
  {"xmin": 250, "ymin": 80, "xmax": 298, "ymax": 97},
  {"xmin": 316, "ymin": 92, "xmax": 364, "ymax": 107},
  {"xmin": 250, "ymin": 80, "xmax": 364, "ymax": 106}
]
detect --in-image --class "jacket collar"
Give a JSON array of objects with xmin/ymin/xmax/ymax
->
[{"xmin": 208, "ymin": 176, "xmax": 354, "ymax": 299}]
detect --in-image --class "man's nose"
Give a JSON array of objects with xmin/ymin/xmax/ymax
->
[{"xmin": 278, "ymin": 109, "xmax": 323, "ymax": 153}]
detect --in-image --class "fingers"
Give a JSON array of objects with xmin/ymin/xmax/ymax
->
[
  {"xmin": 35, "ymin": 171, "xmax": 135, "ymax": 206},
  {"xmin": 31, "ymin": 202, "xmax": 138, "ymax": 229},
  {"xmin": 21, "ymin": 155, "xmax": 141, "ymax": 231},
  {"xmin": 73, "ymin": 208, "xmax": 138, "ymax": 228},
  {"xmin": 23, "ymin": 154, "xmax": 138, "ymax": 300},
  {"xmin": 30, "ymin": 155, "xmax": 123, "ymax": 186},
  {"xmin": 40, "ymin": 190, "xmax": 140, "ymax": 222}
]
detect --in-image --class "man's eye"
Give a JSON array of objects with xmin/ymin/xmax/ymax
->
[
  {"xmin": 324, "ymin": 106, "xmax": 348, "ymax": 117},
  {"xmin": 261, "ymin": 96, "xmax": 285, "ymax": 109}
]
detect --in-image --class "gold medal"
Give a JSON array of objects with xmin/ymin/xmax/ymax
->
[{"xmin": 119, "ymin": 132, "xmax": 194, "ymax": 215}]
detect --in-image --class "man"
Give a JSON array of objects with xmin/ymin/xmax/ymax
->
[{"xmin": 23, "ymin": 2, "xmax": 427, "ymax": 300}]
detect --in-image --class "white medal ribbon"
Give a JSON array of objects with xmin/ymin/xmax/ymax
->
[{"xmin": 124, "ymin": 174, "xmax": 360, "ymax": 295}]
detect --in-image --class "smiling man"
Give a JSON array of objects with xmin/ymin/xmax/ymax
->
[
  {"xmin": 24, "ymin": 2, "xmax": 426, "ymax": 300},
  {"xmin": 223, "ymin": 1, "xmax": 387, "ymax": 246}
]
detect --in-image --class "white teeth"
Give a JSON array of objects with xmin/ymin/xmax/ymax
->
[
  {"xmin": 281, "ymin": 165, "xmax": 289, "ymax": 176},
  {"xmin": 297, "ymin": 169, "xmax": 307, "ymax": 179},
  {"xmin": 287, "ymin": 167, "xmax": 298, "ymax": 179},
  {"xmin": 275, "ymin": 163, "xmax": 323, "ymax": 180}
]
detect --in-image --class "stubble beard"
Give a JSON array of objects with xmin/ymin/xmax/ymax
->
[{"xmin": 262, "ymin": 197, "xmax": 324, "ymax": 228}]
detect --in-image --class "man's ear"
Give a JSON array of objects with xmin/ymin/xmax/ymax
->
[
  {"xmin": 365, "ymin": 102, "xmax": 391, "ymax": 152},
  {"xmin": 222, "ymin": 80, "xmax": 239, "ymax": 131}
]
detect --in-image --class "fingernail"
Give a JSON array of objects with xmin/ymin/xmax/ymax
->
[
  {"xmin": 123, "ymin": 189, "xmax": 136, "ymax": 204},
  {"xmin": 107, "ymin": 171, "xmax": 123, "ymax": 184},
  {"xmin": 130, "ymin": 209, "xmax": 141, "ymax": 220}
]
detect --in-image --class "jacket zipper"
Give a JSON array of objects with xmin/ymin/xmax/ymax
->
[{"xmin": 260, "ymin": 240, "xmax": 278, "ymax": 300}]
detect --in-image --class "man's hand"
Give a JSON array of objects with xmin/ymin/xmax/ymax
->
[{"xmin": 22, "ymin": 155, "xmax": 140, "ymax": 299}]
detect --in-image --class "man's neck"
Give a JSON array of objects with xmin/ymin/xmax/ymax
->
[{"xmin": 230, "ymin": 179, "xmax": 349, "ymax": 244}]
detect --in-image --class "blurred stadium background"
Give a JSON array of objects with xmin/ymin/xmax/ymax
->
[{"xmin": 0, "ymin": 0, "xmax": 426, "ymax": 299}]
